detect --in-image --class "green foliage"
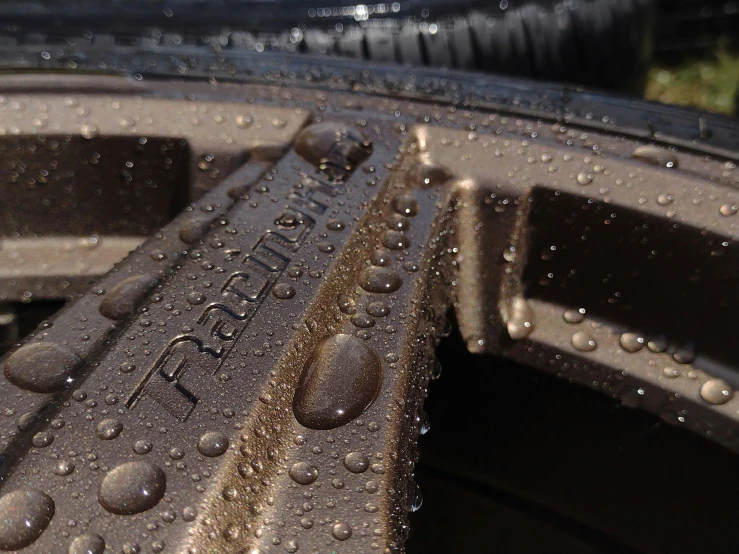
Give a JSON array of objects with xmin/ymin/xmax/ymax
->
[{"xmin": 646, "ymin": 42, "xmax": 739, "ymax": 116}]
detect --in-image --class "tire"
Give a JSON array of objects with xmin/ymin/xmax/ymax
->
[
  {"xmin": 0, "ymin": 45, "xmax": 736, "ymax": 554},
  {"xmin": 0, "ymin": 0, "xmax": 654, "ymax": 92},
  {"xmin": 655, "ymin": 0, "xmax": 739, "ymax": 58}
]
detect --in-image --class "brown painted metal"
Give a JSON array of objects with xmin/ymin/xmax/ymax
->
[{"xmin": 0, "ymin": 77, "xmax": 735, "ymax": 553}]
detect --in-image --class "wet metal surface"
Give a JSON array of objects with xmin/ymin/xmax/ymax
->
[{"xmin": 0, "ymin": 77, "xmax": 734, "ymax": 553}]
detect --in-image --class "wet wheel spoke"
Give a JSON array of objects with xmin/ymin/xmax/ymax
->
[{"xmin": 0, "ymin": 75, "xmax": 734, "ymax": 553}]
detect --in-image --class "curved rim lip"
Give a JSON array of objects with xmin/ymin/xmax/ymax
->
[{"xmin": 0, "ymin": 46, "xmax": 735, "ymax": 160}]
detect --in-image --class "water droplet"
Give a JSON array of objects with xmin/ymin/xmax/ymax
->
[
  {"xmin": 69, "ymin": 533, "xmax": 105, "ymax": 554},
  {"xmin": 197, "ymin": 432, "xmax": 229, "ymax": 457},
  {"xmin": 4, "ymin": 342, "xmax": 81, "ymax": 393},
  {"xmin": 317, "ymin": 242, "xmax": 335, "ymax": 253},
  {"xmin": 576, "ymin": 172, "xmax": 593, "ymax": 185},
  {"xmin": 150, "ymin": 249, "xmax": 167, "ymax": 261},
  {"xmin": 719, "ymin": 204, "xmax": 738, "ymax": 217},
  {"xmin": 79, "ymin": 124, "xmax": 98, "ymax": 139},
  {"xmin": 54, "ymin": 461, "xmax": 75, "ymax": 476},
  {"xmin": 370, "ymin": 250, "xmax": 391, "ymax": 266},
  {"xmin": 381, "ymin": 231, "xmax": 410, "ymax": 251},
  {"xmin": 343, "ymin": 452, "xmax": 369, "ymax": 473},
  {"xmin": 235, "ymin": 114, "xmax": 252, "ymax": 128},
  {"xmin": 647, "ymin": 336, "xmax": 667, "ymax": 353},
  {"xmin": 134, "ymin": 440, "xmax": 153, "ymax": 455},
  {"xmin": 295, "ymin": 123, "xmax": 372, "ymax": 181},
  {"xmin": 98, "ymin": 461, "xmax": 166, "ymax": 515},
  {"xmin": 663, "ymin": 367, "xmax": 680, "ymax": 379},
  {"xmin": 182, "ymin": 506, "xmax": 197, "ymax": 522},
  {"xmin": 32, "ymin": 432, "xmax": 53, "ymax": 448},
  {"xmin": 700, "ymin": 379, "xmax": 734, "ymax": 405},
  {"xmin": 0, "ymin": 489, "xmax": 55, "ymax": 550},
  {"xmin": 673, "ymin": 344, "xmax": 695, "ymax": 364},
  {"xmin": 411, "ymin": 482, "xmax": 423, "ymax": 512},
  {"xmin": 293, "ymin": 334, "xmax": 382, "ymax": 430},
  {"xmin": 619, "ymin": 333, "xmax": 644, "ymax": 353},
  {"xmin": 337, "ymin": 295, "xmax": 356, "ymax": 315},
  {"xmin": 632, "ymin": 145, "xmax": 678, "ymax": 168},
  {"xmin": 391, "ymin": 194, "xmax": 419, "ymax": 217},
  {"xmin": 114, "ymin": 363, "xmax": 135, "ymax": 378},
  {"xmin": 96, "ymin": 419, "xmax": 123, "ymax": 440},
  {"xmin": 275, "ymin": 212, "xmax": 302, "ymax": 229},
  {"xmin": 327, "ymin": 219, "xmax": 345, "ymax": 231},
  {"xmin": 351, "ymin": 314, "xmax": 375, "ymax": 329},
  {"xmin": 17, "ymin": 412, "xmax": 38, "ymax": 432},
  {"xmin": 197, "ymin": 153, "xmax": 215, "ymax": 171},
  {"xmin": 410, "ymin": 163, "xmax": 452, "ymax": 188},
  {"xmin": 187, "ymin": 291, "xmax": 206, "ymax": 305},
  {"xmin": 366, "ymin": 302, "xmax": 389, "ymax": 318},
  {"xmin": 178, "ymin": 215, "xmax": 214, "ymax": 244},
  {"xmin": 572, "ymin": 331, "xmax": 597, "ymax": 352},
  {"xmin": 357, "ymin": 267, "xmax": 402, "ymax": 294},
  {"xmin": 563, "ymin": 308, "xmax": 585, "ymax": 324},
  {"xmin": 273, "ymin": 283, "xmax": 296, "ymax": 299},
  {"xmin": 99, "ymin": 274, "xmax": 158, "ymax": 320},
  {"xmin": 331, "ymin": 522, "xmax": 352, "ymax": 541},
  {"xmin": 289, "ymin": 461, "xmax": 318, "ymax": 485},
  {"xmin": 657, "ymin": 194, "xmax": 674, "ymax": 206},
  {"xmin": 504, "ymin": 297, "xmax": 535, "ymax": 340},
  {"xmin": 387, "ymin": 214, "xmax": 411, "ymax": 232}
]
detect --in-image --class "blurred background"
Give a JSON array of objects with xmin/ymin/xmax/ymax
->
[
  {"xmin": 1, "ymin": 0, "xmax": 736, "ymax": 114},
  {"xmin": 648, "ymin": 0, "xmax": 737, "ymax": 115}
]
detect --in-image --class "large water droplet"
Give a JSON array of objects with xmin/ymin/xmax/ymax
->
[
  {"xmin": 673, "ymin": 344, "xmax": 695, "ymax": 364},
  {"xmin": 619, "ymin": 333, "xmax": 644, "ymax": 353},
  {"xmin": 572, "ymin": 331, "xmax": 597, "ymax": 352},
  {"xmin": 343, "ymin": 452, "xmax": 369, "ymax": 473},
  {"xmin": 563, "ymin": 308, "xmax": 585, "ymax": 324},
  {"xmin": 4, "ymin": 342, "xmax": 81, "ymax": 393},
  {"xmin": 410, "ymin": 163, "xmax": 452, "ymax": 188},
  {"xmin": 632, "ymin": 145, "xmax": 678, "ymax": 168},
  {"xmin": 366, "ymin": 302, "xmax": 389, "ymax": 318},
  {"xmin": 381, "ymin": 231, "xmax": 410, "ymax": 251},
  {"xmin": 96, "ymin": 419, "xmax": 123, "ymax": 440},
  {"xmin": 69, "ymin": 533, "xmax": 106, "ymax": 554},
  {"xmin": 0, "ymin": 489, "xmax": 55, "ymax": 550},
  {"xmin": 663, "ymin": 367, "xmax": 680, "ymax": 379},
  {"xmin": 505, "ymin": 297, "xmax": 535, "ymax": 340},
  {"xmin": 32, "ymin": 432, "xmax": 53, "ymax": 448},
  {"xmin": 370, "ymin": 250, "xmax": 391, "ymax": 267},
  {"xmin": 387, "ymin": 214, "xmax": 411, "ymax": 232},
  {"xmin": 178, "ymin": 215, "xmax": 215, "ymax": 244},
  {"xmin": 99, "ymin": 274, "xmax": 158, "ymax": 320},
  {"xmin": 700, "ymin": 378, "xmax": 734, "ymax": 405},
  {"xmin": 289, "ymin": 461, "xmax": 318, "ymax": 485},
  {"xmin": 197, "ymin": 432, "xmax": 229, "ymax": 457},
  {"xmin": 295, "ymin": 123, "xmax": 372, "ymax": 181},
  {"xmin": 337, "ymin": 294, "xmax": 357, "ymax": 315},
  {"xmin": 293, "ymin": 334, "xmax": 382, "ymax": 430},
  {"xmin": 331, "ymin": 521, "xmax": 352, "ymax": 541},
  {"xmin": 647, "ymin": 336, "xmax": 667, "ymax": 353},
  {"xmin": 357, "ymin": 267, "xmax": 402, "ymax": 294},
  {"xmin": 391, "ymin": 194, "xmax": 418, "ymax": 216},
  {"xmin": 98, "ymin": 461, "xmax": 166, "ymax": 515},
  {"xmin": 576, "ymin": 172, "xmax": 593, "ymax": 185},
  {"xmin": 54, "ymin": 461, "xmax": 75, "ymax": 476},
  {"xmin": 719, "ymin": 204, "xmax": 737, "ymax": 217},
  {"xmin": 272, "ymin": 283, "xmax": 296, "ymax": 300}
]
